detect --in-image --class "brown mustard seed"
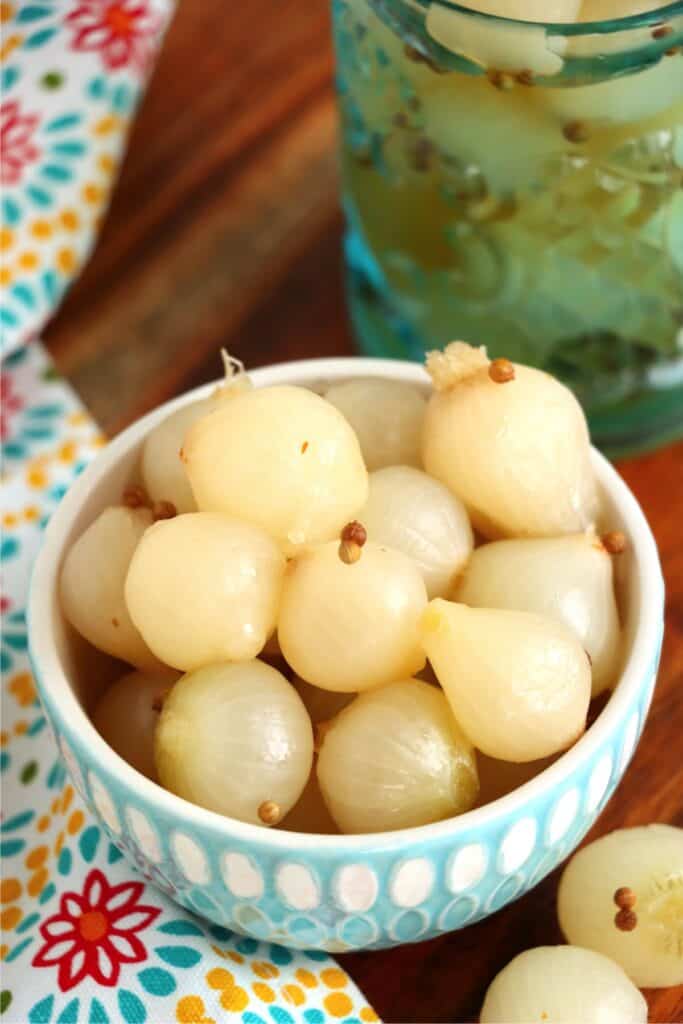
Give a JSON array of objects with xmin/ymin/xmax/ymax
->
[
  {"xmin": 122, "ymin": 484, "xmax": 148, "ymax": 508},
  {"xmin": 602, "ymin": 530, "xmax": 627, "ymax": 555},
  {"xmin": 563, "ymin": 120, "xmax": 590, "ymax": 144},
  {"xmin": 152, "ymin": 500, "xmax": 177, "ymax": 521},
  {"xmin": 258, "ymin": 800, "xmax": 281, "ymax": 826},
  {"xmin": 516, "ymin": 69, "xmax": 534, "ymax": 86},
  {"xmin": 613, "ymin": 886, "xmax": 637, "ymax": 910},
  {"xmin": 339, "ymin": 540, "xmax": 362, "ymax": 565},
  {"xmin": 488, "ymin": 357, "xmax": 516, "ymax": 384},
  {"xmin": 652, "ymin": 24, "xmax": 673, "ymax": 38},
  {"xmin": 111, "ymin": 617, "xmax": 120, "ymax": 628},
  {"xmin": 665, "ymin": 45, "xmax": 680, "ymax": 56},
  {"xmin": 339, "ymin": 521, "xmax": 367, "ymax": 563},
  {"xmin": 341, "ymin": 521, "xmax": 368, "ymax": 547},
  {"xmin": 614, "ymin": 908, "xmax": 638, "ymax": 932}
]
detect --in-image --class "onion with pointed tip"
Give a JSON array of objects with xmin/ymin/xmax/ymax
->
[
  {"xmin": 454, "ymin": 532, "xmax": 621, "ymax": 695},
  {"xmin": 420, "ymin": 599, "xmax": 591, "ymax": 761}
]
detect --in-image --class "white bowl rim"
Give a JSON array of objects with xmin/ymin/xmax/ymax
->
[{"xmin": 29, "ymin": 356, "xmax": 665, "ymax": 851}]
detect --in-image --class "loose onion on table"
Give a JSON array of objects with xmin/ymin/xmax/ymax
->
[
  {"xmin": 360, "ymin": 466, "xmax": 473, "ymax": 599},
  {"xmin": 317, "ymin": 679, "xmax": 479, "ymax": 833},
  {"xmin": 324, "ymin": 377, "xmax": 426, "ymax": 471},
  {"xmin": 92, "ymin": 669, "xmax": 180, "ymax": 780},
  {"xmin": 125, "ymin": 513, "xmax": 285, "ymax": 672},
  {"xmin": 155, "ymin": 660, "xmax": 313, "ymax": 825},
  {"xmin": 454, "ymin": 532, "xmax": 621, "ymax": 695},
  {"xmin": 480, "ymin": 945, "xmax": 647, "ymax": 1024},
  {"xmin": 420, "ymin": 600, "xmax": 591, "ymax": 761},
  {"xmin": 422, "ymin": 341, "xmax": 600, "ymax": 539},
  {"xmin": 183, "ymin": 385, "xmax": 368, "ymax": 547},
  {"xmin": 278, "ymin": 540, "xmax": 428, "ymax": 693},
  {"xmin": 558, "ymin": 824, "xmax": 683, "ymax": 987},
  {"xmin": 60, "ymin": 506, "xmax": 160, "ymax": 670}
]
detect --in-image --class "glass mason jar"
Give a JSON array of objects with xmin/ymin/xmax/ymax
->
[{"xmin": 333, "ymin": 1, "xmax": 683, "ymax": 454}]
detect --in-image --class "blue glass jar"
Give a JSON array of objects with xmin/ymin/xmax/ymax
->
[{"xmin": 334, "ymin": 0, "xmax": 683, "ymax": 454}]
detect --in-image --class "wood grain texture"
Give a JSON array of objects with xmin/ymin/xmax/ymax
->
[{"xmin": 43, "ymin": 1, "xmax": 683, "ymax": 1020}]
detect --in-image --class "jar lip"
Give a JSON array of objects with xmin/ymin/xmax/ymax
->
[{"xmin": 427, "ymin": 1, "xmax": 683, "ymax": 34}]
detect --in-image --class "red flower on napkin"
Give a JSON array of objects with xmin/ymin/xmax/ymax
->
[
  {"xmin": 0, "ymin": 373, "xmax": 24, "ymax": 440},
  {"xmin": 32, "ymin": 868, "xmax": 160, "ymax": 991},
  {"xmin": 0, "ymin": 101, "xmax": 41, "ymax": 186},
  {"xmin": 66, "ymin": 1, "xmax": 163, "ymax": 73}
]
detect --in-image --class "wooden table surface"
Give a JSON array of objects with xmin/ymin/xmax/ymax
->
[{"xmin": 44, "ymin": 2, "xmax": 683, "ymax": 1021}]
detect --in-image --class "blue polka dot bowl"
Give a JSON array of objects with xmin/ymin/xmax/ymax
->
[{"xmin": 29, "ymin": 357, "xmax": 665, "ymax": 952}]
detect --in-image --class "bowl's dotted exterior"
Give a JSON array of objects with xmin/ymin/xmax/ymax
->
[
  {"xmin": 35, "ymin": 638, "xmax": 663, "ymax": 951},
  {"xmin": 390, "ymin": 858, "xmax": 434, "ymax": 908},
  {"xmin": 126, "ymin": 804, "xmax": 162, "ymax": 863},
  {"xmin": 447, "ymin": 842, "xmax": 488, "ymax": 893},
  {"xmin": 222, "ymin": 851, "xmax": 264, "ymax": 899},
  {"xmin": 333, "ymin": 863, "xmax": 378, "ymax": 912}
]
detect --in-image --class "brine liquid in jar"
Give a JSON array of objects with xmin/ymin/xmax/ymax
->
[{"xmin": 334, "ymin": 0, "xmax": 683, "ymax": 452}]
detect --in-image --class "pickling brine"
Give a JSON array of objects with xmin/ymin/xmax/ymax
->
[{"xmin": 334, "ymin": 0, "xmax": 683, "ymax": 452}]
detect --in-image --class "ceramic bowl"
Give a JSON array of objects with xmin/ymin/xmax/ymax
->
[{"xmin": 29, "ymin": 357, "xmax": 665, "ymax": 952}]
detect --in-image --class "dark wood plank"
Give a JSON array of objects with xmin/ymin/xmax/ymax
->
[
  {"xmin": 43, "ymin": 1, "xmax": 683, "ymax": 1020},
  {"xmin": 45, "ymin": 0, "xmax": 343, "ymax": 434}
]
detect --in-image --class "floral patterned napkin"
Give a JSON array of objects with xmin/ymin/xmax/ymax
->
[
  {"xmin": 1, "ymin": 0, "xmax": 171, "ymax": 356},
  {"xmin": 1, "ymin": 5, "xmax": 377, "ymax": 1022},
  {"xmin": 1, "ymin": 346, "xmax": 378, "ymax": 1024}
]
